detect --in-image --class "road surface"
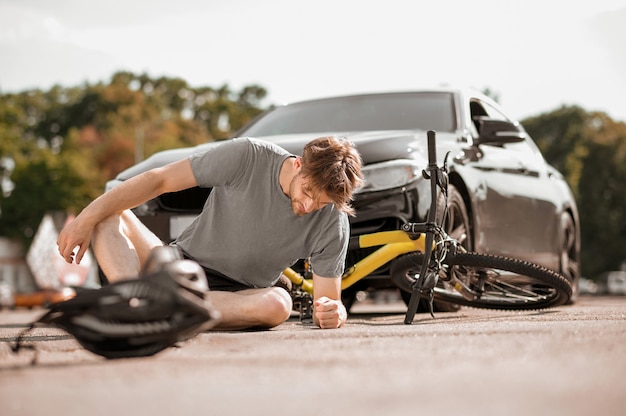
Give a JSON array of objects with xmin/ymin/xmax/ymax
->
[{"xmin": 1, "ymin": 295, "xmax": 625, "ymax": 416}]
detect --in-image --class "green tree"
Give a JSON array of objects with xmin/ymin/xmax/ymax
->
[
  {"xmin": 0, "ymin": 71, "xmax": 271, "ymax": 249},
  {"xmin": 0, "ymin": 124, "xmax": 99, "ymax": 244}
]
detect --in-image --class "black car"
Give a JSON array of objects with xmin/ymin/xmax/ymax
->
[{"xmin": 107, "ymin": 89, "xmax": 580, "ymax": 306}]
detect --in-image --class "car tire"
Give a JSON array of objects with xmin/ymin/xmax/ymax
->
[
  {"xmin": 444, "ymin": 184, "xmax": 473, "ymax": 250},
  {"xmin": 559, "ymin": 212, "xmax": 580, "ymax": 302}
]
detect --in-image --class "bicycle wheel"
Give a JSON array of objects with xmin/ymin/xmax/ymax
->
[{"xmin": 390, "ymin": 252, "xmax": 572, "ymax": 310}]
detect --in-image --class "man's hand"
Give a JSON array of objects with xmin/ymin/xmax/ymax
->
[
  {"xmin": 314, "ymin": 296, "xmax": 347, "ymax": 329},
  {"xmin": 56, "ymin": 215, "xmax": 93, "ymax": 265}
]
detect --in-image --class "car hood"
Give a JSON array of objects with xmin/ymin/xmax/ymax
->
[
  {"xmin": 261, "ymin": 130, "xmax": 427, "ymax": 163},
  {"xmin": 114, "ymin": 130, "xmax": 456, "ymax": 181}
]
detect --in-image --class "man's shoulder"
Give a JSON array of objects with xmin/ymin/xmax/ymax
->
[
  {"xmin": 316, "ymin": 204, "xmax": 349, "ymax": 230},
  {"xmin": 235, "ymin": 137, "xmax": 292, "ymax": 157},
  {"xmin": 194, "ymin": 137, "xmax": 288, "ymax": 164}
]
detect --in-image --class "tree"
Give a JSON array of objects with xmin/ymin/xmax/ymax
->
[
  {"xmin": 0, "ymin": 71, "xmax": 271, "ymax": 249},
  {"xmin": 482, "ymin": 87, "xmax": 501, "ymax": 103},
  {"xmin": 0, "ymin": 123, "xmax": 99, "ymax": 244}
]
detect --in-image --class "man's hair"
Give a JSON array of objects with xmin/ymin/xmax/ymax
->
[{"xmin": 300, "ymin": 136, "xmax": 364, "ymax": 216}]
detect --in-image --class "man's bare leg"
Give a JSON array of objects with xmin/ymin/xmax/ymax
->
[
  {"xmin": 91, "ymin": 209, "xmax": 292, "ymax": 330},
  {"xmin": 92, "ymin": 210, "xmax": 163, "ymax": 282},
  {"xmin": 207, "ymin": 287, "xmax": 293, "ymax": 330}
]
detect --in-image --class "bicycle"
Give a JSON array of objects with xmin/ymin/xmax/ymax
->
[{"xmin": 282, "ymin": 130, "xmax": 573, "ymax": 324}]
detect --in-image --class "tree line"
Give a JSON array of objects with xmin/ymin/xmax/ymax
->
[
  {"xmin": 0, "ymin": 71, "xmax": 266, "ymax": 243},
  {"xmin": 0, "ymin": 71, "xmax": 624, "ymax": 279}
]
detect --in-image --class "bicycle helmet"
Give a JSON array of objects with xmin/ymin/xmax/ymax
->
[{"xmin": 13, "ymin": 247, "xmax": 220, "ymax": 360}]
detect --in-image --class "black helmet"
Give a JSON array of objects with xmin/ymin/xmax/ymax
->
[{"xmin": 13, "ymin": 247, "xmax": 220, "ymax": 360}]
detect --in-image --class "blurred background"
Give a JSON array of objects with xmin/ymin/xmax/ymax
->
[{"xmin": 0, "ymin": 0, "xmax": 624, "ymax": 303}]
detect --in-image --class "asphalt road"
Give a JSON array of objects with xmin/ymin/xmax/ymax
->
[{"xmin": 1, "ymin": 295, "xmax": 625, "ymax": 416}]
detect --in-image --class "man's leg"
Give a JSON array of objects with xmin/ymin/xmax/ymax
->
[
  {"xmin": 92, "ymin": 210, "xmax": 292, "ymax": 329},
  {"xmin": 207, "ymin": 287, "xmax": 293, "ymax": 330},
  {"xmin": 92, "ymin": 209, "xmax": 163, "ymax": 282}
]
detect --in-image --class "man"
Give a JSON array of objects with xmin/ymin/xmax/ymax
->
[{"xmin": 57, "ymin": 137, "xmax": 363, "ymax": 330}]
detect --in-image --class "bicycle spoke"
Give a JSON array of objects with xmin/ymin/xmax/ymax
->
[
  {"xmin": 392, "ymin": 251, "xmax": 571, "ymax": 311},
  {"xmin": 456, "ymin": 266, "xmax": 556, "ymax": 302}
]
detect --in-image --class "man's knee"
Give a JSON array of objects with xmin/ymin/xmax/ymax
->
[
  {"xmin": 91, "ymin": 212, "xmax": 142, "ymax": 282},
  {"xmin": 264, "ymin": 288, "xmax": 293, "ymax": 327},
  {"xmin": 93, "ymin": 213, "xmax": 122, "ymax": 237}
]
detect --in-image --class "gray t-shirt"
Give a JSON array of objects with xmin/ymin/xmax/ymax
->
[{"xmin": 173, "ymin": 138, "xmax": 349, "ymax": 288}]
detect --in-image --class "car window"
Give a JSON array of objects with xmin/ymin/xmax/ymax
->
[
  {"xmin": 470, "ymin": 99, "xmax": 510, "ymax": 134},
  {"xmin": 470, "ymin": 99, "xmax": 544, "ymax": 162},
  {"xmin": 241, "ymin": 92, "xmax": 457, "ymax": 136}
]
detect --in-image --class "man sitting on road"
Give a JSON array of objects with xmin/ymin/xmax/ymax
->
[{"xmin": 57, "ymin": 137, "xmax": 363, "ymax": 330}]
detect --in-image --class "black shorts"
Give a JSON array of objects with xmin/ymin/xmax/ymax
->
[{"xmin": 178, "ymin": 250, "xmax": 252, "ymax": 292}]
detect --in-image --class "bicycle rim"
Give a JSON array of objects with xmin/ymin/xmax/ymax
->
[{"xmin": 391, "ymin": 252, "xmax": 572, "ymax": 310}]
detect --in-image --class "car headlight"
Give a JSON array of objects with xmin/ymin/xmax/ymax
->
[{"xmin": 357, "ymin": 160, "xmax": 421, "ymax": 193}]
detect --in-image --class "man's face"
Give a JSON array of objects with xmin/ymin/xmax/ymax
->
[{"xmin": 288, "ymin": 173, "xmax": 332, "ymax": 216}]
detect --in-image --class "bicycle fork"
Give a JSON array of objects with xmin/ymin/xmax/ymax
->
[
  {"xmin": 404, "ymin": 130, "xmax": 441, "ymax": 324},
  {"xmin": 404, "ymin": 231, "xmax": 437, "ymax": 323}
]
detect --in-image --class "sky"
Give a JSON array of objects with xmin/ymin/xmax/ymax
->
[{"xmin": 0, "ymin": 0, "xmax": 625, "ymax": 122}]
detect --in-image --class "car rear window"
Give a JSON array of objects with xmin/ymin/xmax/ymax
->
[{"xmin": 241, "ymin": 92, "xmax": 456, "ymax": 136}]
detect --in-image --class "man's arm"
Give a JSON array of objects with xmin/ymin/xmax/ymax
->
[
  {"xmin": 57, "ymin": 158, "xmax": 198, "ymax": 264},
  {"xmin": 312, "ymin": 273, "xmax": 347, "ymax": 329}
]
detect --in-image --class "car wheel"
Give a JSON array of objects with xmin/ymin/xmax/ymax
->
[
  {"xmin": 396, "ymin": 184, "xmax": 471, "ymax": 312},
  {"xmin": 444, "ymin": 184, "xmax": 473, "ymax": 251},
  {"xmin": 559, "ymin": 212, "xmax": 580, "ymax": 302}
]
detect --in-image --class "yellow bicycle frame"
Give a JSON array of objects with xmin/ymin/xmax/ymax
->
[{"xmin": 282, "ymin": 230, "xmax": 427, "ymax": 295}]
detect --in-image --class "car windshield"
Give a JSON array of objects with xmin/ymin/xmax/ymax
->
[{"xmin": 240, "ymin": 92, "xmax": 456, "ymax": 136}]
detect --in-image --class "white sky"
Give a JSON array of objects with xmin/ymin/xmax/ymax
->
[{"xmin": 1, "ymin": 0, "xmax": 625, "ymax": 122}]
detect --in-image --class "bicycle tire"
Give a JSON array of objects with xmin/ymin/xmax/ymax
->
[{"xmin": 390, "ymin": 252, "xmax": 572, "ymax": 310}]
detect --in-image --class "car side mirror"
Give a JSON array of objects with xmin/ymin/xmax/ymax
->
[{"xmin": 474, "ymin": 116, "xmax": 526, "ymax": 145}]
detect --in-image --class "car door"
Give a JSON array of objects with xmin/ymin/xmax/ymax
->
[{"xmin": 467, "ymin": 100, "xmax": 560, "ymax": 265}]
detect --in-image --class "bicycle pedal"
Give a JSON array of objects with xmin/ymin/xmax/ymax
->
[
  {"xmin": 292, "ymin": 291, "xmax": 313, "ymax": 323},
  {"xmin": 427, "ymin": 290, "xmax": 435, "ymax": 318}
]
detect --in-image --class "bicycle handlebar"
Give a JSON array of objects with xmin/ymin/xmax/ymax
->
[
  {"xmin": 402, "ymin": 130, "xmax": 440, "ymax": 238},
  {"xmin": 427, "ymin": 130, "xmax": 437, "ymax": 167}
]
